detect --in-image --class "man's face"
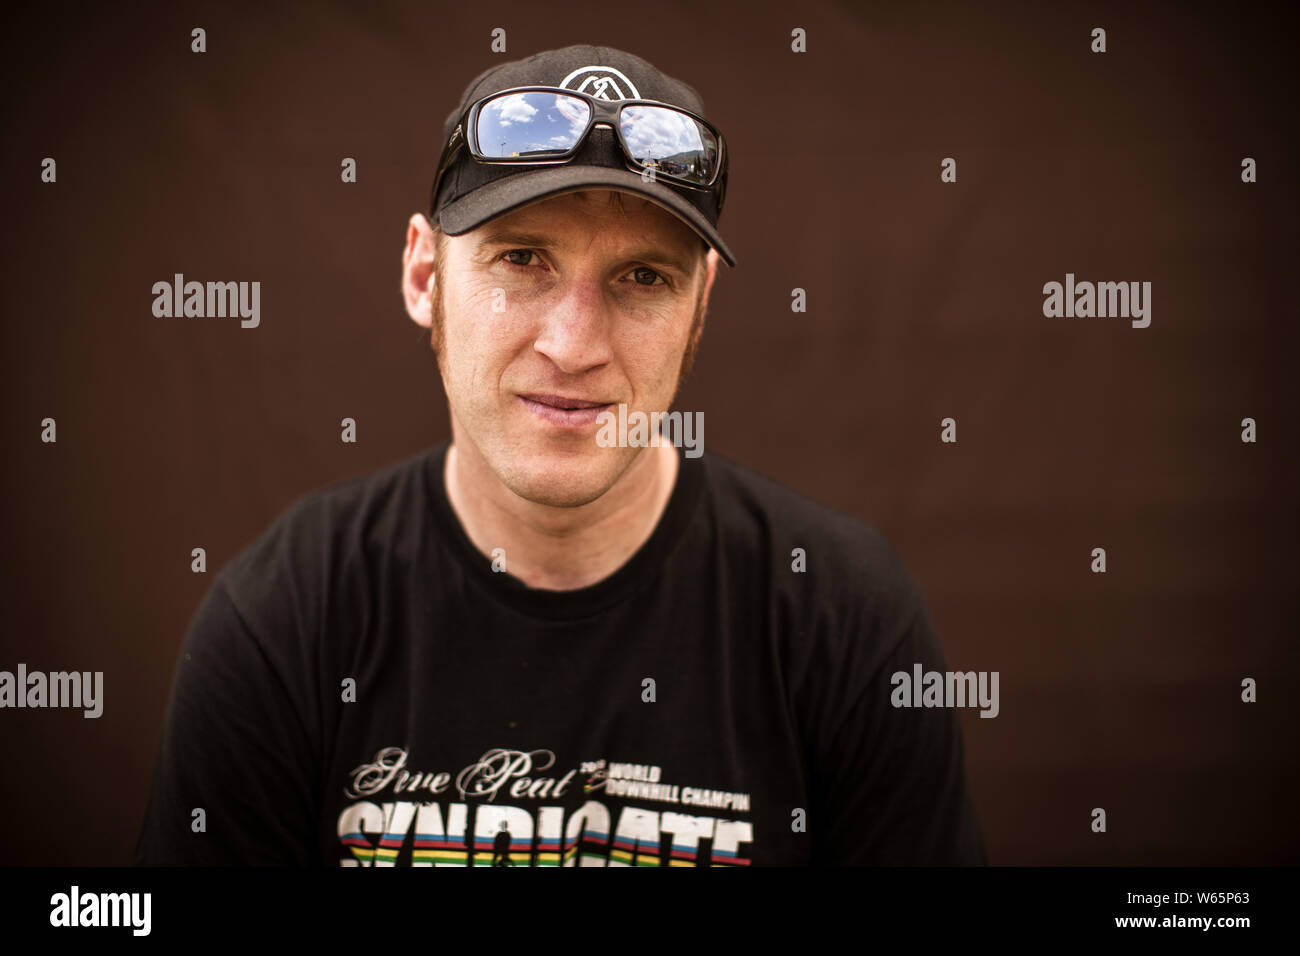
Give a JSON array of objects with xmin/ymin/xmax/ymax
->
[{"xmin": 421, "ymin": 188, "xmax": 718, "ymax": 508}]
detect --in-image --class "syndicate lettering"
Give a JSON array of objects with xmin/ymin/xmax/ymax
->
[
  {"xmin": 338, "ymin": 747, "xmax": 756, "ymax": 866},
  {"xmin": 0, "ymin": 664, "xmax": 103, "ymax": 718},
  {"xmin": 336, "ymin": 797, "xmax": 754, "ymax": 867}
]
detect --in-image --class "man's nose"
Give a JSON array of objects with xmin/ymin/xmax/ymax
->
[{"xmin": 532, "ymin": 276, "xmax": 615, "ymax": 375}]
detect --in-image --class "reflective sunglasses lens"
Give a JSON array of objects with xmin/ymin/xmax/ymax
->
[
  {"xmin": 619, "ymin": 106, "xmax": 719, "ymax": 185},
  {"xmin": 476, "ymin": 91, "xmax": 591, "ymax": 158}
]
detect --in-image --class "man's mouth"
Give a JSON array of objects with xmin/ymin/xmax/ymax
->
[{"xmin": 518, "ymin": 393, "xmax": 614, "ymax": 429}]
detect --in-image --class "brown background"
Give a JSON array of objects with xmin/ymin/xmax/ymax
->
[{"xmin": 1, "ymin": 0, "xmax": 1296, "ymax": 866}]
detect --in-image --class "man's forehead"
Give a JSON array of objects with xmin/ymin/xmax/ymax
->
[{"xmin": 466, "ymin": 189, "xmax": 703, "ymax": 265}]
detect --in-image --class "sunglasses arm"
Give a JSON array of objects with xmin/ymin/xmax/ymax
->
[{"xmin": 427, "ymin": 124, "xmax": 466, "ymax": 219}]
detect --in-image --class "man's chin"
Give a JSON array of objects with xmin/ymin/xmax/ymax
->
[{"xmin": 500, "ymin": 443, "xmax": 630, "ymax": 509}]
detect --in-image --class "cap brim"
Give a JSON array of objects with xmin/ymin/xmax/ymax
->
[{"xmin": 437, "ymin": 165, "xmax": 737, "ymax": 268}]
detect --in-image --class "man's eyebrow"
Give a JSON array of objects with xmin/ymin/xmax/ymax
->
[
  {"xmin": 474, "ymin": 229, "xmax": 556, "ymax": 251},
  {"xmin": 474, "ymin": 230, "xmax": 698, "ymax": 278}
]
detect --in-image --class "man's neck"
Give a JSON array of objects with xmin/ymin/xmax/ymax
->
[{"xmin": 443, "ymin": 437, "xmax": 679, "ymax": 590}]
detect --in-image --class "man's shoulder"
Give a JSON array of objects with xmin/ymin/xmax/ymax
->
[
  {"xmin": 702, "ymin": 449, "xmax": 910, "ymax": 566},
  {"xmin": 218, "ymin": 445, "xmax": 439, "ymax": 608},
  {"xmin": 279, "ymin": 445, "xmax": 435, "ymax": 534},
  {"xmin": 699, "ymin": 448, "xmax": 922, "ymax": 610}
]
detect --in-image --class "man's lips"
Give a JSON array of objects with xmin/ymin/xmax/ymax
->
[
  {"xmin": 521, "ymin": 393, "xmax": 610, "ymax": 410},
  {"xmin": 518, "ymin": 393, "xmax": 614, "ymax": 428}
]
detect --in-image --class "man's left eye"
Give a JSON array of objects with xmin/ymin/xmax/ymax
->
[{"xmin": 629, "ymin": 267, "xmax": 664, "ymax": 286}]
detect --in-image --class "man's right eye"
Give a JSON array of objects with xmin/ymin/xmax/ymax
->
[{"xmin": 502, "ymin": 249, "xmax": 536, "ymax": 267}]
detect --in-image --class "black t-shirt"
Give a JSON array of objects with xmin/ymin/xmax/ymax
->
[{"xmin": 133, "ymin": 442, "xmax": 987, "ymax": 866}]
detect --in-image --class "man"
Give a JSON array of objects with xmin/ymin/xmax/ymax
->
[{"xmin": 133, "ymin": 44, "xmax": 987, "ymax": 867}]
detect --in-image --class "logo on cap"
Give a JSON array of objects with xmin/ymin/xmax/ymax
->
[{"xmin": 558, "ymin": 65, "xmax": 640, "ymax": 100}]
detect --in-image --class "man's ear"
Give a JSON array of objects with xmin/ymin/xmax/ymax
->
[
  {"xmin": 402, "ymin": 213, "xmax": 437, "ymax": 328},
  {"xmin": 685, "ymin": 248, "xmax": 720, "ymax": 358},
  {"xmin": 699, "ymin": 247, "xmax": 720, "ymax": 312}
]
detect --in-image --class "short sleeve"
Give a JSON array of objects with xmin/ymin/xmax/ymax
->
[
  {"xmin": 807, "ymin": 589, "xmax": 988, "ymax": 865},
  {"xmin": 132, "ymin": 576, "xmax": 320, "ymax": 865}
]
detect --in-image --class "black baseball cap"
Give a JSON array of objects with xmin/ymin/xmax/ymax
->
[{"xmin": 429, "ymin": 44, "xmax": 736, "ymax": 268}]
